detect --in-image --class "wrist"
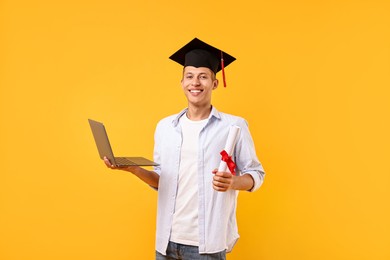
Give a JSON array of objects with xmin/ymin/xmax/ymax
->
[
  {"xmin": 230, "ymin": 175, "xmax": 239, "ymax": 190},
  {"xmin": 125, "ymin": 166, "xmax": 138, "ymax": 174},
  {"xmin": 231, "ymin": 174, "xmax": 254, "ymax": 191}
]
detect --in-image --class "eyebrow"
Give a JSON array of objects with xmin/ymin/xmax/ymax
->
[{"xmin": 184, "ymin": 72, "xmax": 209, "ymax": 76}]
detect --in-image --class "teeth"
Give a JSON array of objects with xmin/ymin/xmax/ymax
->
[{"xmin": 190, "ymin": 90, "xmax": 202, "ymax": 93}]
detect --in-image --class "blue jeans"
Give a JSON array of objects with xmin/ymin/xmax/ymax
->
[{"xmin": 156, "ymin": 241, "xmax": 226, "ymax": 260}]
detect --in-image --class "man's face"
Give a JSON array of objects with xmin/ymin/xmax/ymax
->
[{"xmin": 181, "ymin": 66, "xmax": 218, "ymax": 107}]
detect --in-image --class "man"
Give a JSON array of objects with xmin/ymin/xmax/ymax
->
[{"xmin": 104, "ymin": 38, "xmax": 265, "ymax": 259}]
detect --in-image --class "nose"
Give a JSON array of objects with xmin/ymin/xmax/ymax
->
[{"xmin": 191, "ymin": 77, "xmax": 200, "ymax": 86}]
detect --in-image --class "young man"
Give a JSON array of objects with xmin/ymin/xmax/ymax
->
[{"xmin": 104, "ymin": 38, "xmax": 265, "ymax": 260}]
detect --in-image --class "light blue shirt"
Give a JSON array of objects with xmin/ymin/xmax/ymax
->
[{"xmin": 153, "ymin": 106, "xmax": 265, "ymax": 255}]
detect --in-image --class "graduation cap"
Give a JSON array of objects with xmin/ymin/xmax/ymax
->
[{"xmin": 169, "ymin": 38, "xmax": 236, "ymax": 87}]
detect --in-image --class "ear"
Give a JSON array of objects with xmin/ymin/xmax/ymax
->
[{"xmin": 213, "ymin": 79, "xmax": 219, "ymax": 90}]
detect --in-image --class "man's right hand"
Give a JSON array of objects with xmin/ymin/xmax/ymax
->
[
  {"xmin": 102, "ymin": 156, "xmax": 160, "ymax": 189},
  {"xmin": 103, "ymin": 156, "xmax": 118, "ymax": 169},
  {"xmin": 103, "ymin": 156, "xmax": 143, "ymax": 174}
]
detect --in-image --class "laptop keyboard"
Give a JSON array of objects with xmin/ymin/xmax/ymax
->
[{"xmin": 115, "ymin": 157, "xmax": 136, "ymax": 166}]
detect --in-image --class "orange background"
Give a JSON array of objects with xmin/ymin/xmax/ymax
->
[{"xmin": 1, "ymin": 0, "xmax": 389, "ymax": 259}]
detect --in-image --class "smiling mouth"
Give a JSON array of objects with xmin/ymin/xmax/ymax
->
[{"xmin": 189, "ymin": 89, "xmax": 203, "ymax": 93}]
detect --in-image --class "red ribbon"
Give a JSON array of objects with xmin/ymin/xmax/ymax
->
[{"xmin": 220, "ymin": 150, "xmax": 236, "ymax": 175}]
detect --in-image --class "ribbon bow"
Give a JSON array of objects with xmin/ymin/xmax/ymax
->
[{"xmin": 220, "ymin": 150, "xmax": 236, "ymax": 175}]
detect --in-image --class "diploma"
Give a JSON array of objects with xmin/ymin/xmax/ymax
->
[{"xmin": 218, "ymin": 125, "xmax": 241, "ymax": 175}]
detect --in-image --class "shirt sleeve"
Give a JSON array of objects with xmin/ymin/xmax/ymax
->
[
  {"xmin": 153, "ymin": 121, "xmax": 163, "ymax": 176},
  {"xmin": 234, "ymin": 118, "xmax": 265, "ymax": 192}
]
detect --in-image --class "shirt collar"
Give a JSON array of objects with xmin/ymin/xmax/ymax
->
[{"xmin": 172, "ymin": 106, "xmax": 221, "ymax": 127}]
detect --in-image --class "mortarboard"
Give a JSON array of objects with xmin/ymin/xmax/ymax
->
[{"xmin": 169, "ymin": 38, "xmax": 236, "ymax": 87}]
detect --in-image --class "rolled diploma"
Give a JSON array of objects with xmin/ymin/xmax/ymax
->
[{"xmin": 218, "ymin": 125, "xmax": 241, "ymax": 173}]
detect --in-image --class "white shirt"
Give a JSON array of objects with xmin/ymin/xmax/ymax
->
[
  {"xmin": 153, "ymin": 107, "xmax": 265, "ymax": 255},
  {"xmin": 170, "ymin": 114, "xmax": 208, "ymax": 246}
]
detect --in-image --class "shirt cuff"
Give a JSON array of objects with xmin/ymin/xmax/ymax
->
[{"xmin": 242, "ymin": 170, "xmax": 265, "ymax": 192}]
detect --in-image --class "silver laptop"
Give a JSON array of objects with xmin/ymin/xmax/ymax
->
[{"xmin": 88, "ymin": 119, "xmax": 158, "ymax": 167}]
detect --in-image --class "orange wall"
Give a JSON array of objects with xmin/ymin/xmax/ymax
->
[{"xmin": 1, "ymin": 1, "xmax": 389, "ymax": 259}]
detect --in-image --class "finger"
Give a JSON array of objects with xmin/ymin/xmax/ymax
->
[
  {"xmin": 213, "ymin": 174, "xmax": 232, "ymax": 184},
  {"xmin": 214, "ymin": 171, "xmax": 232, "ymax": 178},
  {"xmin": 213, "ymin": 179, "xmax": 229, "ymax": 188},
  {"xmin": 213, "ymin": 174, "xmax": 232, "ymax": 186},
  {"xmin": 103, "ymin": 157, "xmax": 116, "ymax": 169},
  {"xmin": 213, "ymin": 181, "xmax": 228, "ymax": 192}
]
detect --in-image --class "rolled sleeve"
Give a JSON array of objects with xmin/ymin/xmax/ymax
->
[
  {"xmin": 242, "ymin": 170, "xmax": 265, "ymax": 192},
  {"xmin": 235, "ymin": 118, "xmax": 265, "ymax": 192}
]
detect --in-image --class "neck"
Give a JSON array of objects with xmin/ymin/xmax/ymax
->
[{"xmin": 186, "ymin": 104, "xmax": 212, "ymax": 121}]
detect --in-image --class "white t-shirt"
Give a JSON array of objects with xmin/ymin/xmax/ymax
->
[{"xmin": 170, "ymin": 113, "xmax": 208, "ymax": 246}]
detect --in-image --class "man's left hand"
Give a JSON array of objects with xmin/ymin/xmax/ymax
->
[{"xmin": 212, "ymin": 169, "xmax": 234, "ymax": 192}]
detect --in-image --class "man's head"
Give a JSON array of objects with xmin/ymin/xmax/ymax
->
[{"xmin": 180, "ymin": 66, "xmax": 218, "ymax": 108}]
